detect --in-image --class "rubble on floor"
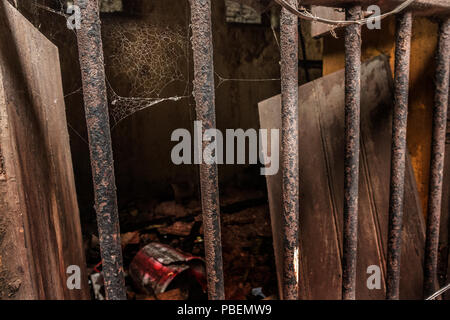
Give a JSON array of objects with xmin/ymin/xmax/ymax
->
[{"xmin": 84, "ymin": 187, "xmax": 277, "ymax": 300}]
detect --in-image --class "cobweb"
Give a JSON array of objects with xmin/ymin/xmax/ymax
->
[
  {"xmin": 101, "ymin": 20, "xmax": 191, "ymax": 128},
  {"xmin": 101, "ymin": 18, "xmax": 280, "ymax": 130},
  {"xmin": 25, "ymin": 1, "xmax": 192, "ymax": 129},
  {"xmin": 25, "ymin": 0, "xmax": 281, "ymax": 134}
]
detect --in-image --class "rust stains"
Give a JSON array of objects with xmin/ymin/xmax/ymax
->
[
  {"xmin": 189, "ymin": 0, "xmax": 225, "ymax": 300},
  {"xmin": 74, "ymin": 0, "xmax": 126, "ymax": 300},
  {"xmin": 386, "ymin": 11, "xmax": 413, "ymax": 300},
  {"xmin": 280, "ymin": 0, "xmax": 299, "ymax": 300},
  {"xmin": 424, "ymin": 17, "xmax": 450, "ymax": 298},
  {"xmin": 342, "ymin": 4, "xmax": 361, "ymax": 301}
]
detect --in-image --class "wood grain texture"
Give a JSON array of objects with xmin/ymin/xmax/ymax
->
[
  {"xmin": 259, "ymin": 55, "xmax": 426, "ymax": 299},
  {"xmin": 0, "ymin": 0, "xmax": 89, "ymax": 299}
]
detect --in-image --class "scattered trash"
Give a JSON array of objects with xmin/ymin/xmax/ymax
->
[
  {"xmin": 251, "ymin": 287, "xmax": 266, "ymax": 299},
  {"xmin": 85, "ymin": 187, "xmax": 276, "ymax": 300},
  {"xmin": 155, "ymin": 201, "xmax": 189, "ymax": 218},
  {"xmin": 129, "ymin": 243, "xmax": 207, "ymax": 299},
  {"xmin": 90, "ymin": 273, "xmax": 105, "ymax": 300},
  {"xmin": 93, "ymin": 261, "xmax": 102, "ymax": 273},
  {"xmin": 121, "ymin": 231, "xmax": 140, "ymax": 247},
  {"xmin": 159, "ymin": 221, "xmax": 195, "ymax": 237}
]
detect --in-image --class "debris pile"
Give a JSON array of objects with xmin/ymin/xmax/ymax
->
[{"xmin": 85, "ymin": 187, "xmax": 277, "ymax": 300}]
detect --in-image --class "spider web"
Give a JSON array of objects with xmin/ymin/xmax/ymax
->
[
  {"xmin": 25, "ymin": 0, "xmax": 281, "ymax": 133},
  {"xmin": 101, "ymin": 20, "xmax": 191, "ymax": 128},
  {"xmin": 24, "ymin": 1, "xmax": 191, "ymax": 129}
]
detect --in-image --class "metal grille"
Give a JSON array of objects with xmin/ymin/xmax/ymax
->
[{"xmin": 75, "ymin": 0, "xmax": 450, "ymax": 300}]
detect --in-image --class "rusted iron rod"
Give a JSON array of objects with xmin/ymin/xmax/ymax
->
[
  {"xmin": 424, "ymin": 17, "xmax": 450, "ymax": 298},
  {"xmin": 342, "ymin": 4, "xmax": 361, "ymax": 300},
  {"xmin": 189, "ymin": 0, "xmax": 225, "ymax": 300},
  {"xmin": 280, "ymin": 0, "xmax": 299, "ymax": 300},
  {"xmin": 386, "ymin": 11, "xmax": 413, "ymax": 300},
  {"xmin": 75, "ymin": 0, "xmax": 126, "ymax": 300}
]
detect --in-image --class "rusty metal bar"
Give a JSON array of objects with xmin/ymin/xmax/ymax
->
[
  {"xmin": 189, "ymin": 0, "xmax": 225, "ymax": 300},
  {"xmin": 386, "ymin": 11, "xmax": 413, "ymax": 300},
  {"xmin": 280, "ymin": 0, "xmax": 299, "ymax": 300},
  {"xmin": 74, "ymin": 0, "xmax": 126, "ymax": 300},
  {"xmin": 424, "ymin": 17, "xmax": 450, "ymax": 298},
  {"xmin": 342, "ymin": 4, "xmax": 361, "ymax": 301}
]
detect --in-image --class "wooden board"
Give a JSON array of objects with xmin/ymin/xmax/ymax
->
[
  {"xmin": 259, "ymin": 56, "xmax": 426, "ymax": 299},
  {"xmin": 0, "ymin": 0, "xmax": 89, "ymax": 299},
  {"xmin": 310, "ymin": 6, "xmax": 344, "ymax": 38}
]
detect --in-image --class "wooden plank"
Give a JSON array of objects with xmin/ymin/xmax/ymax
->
[
  {"xmin": 259, "ymin": 75, "xmax": 342, "ymax": 299},
  {"xmin": 357, "ymin": 59, "xmax": 425, "ymax": 299},
  {"xmin": 259, "ymin": 55, "xmax": 426, "ymax": 299},
  {"xmin": 0, "ymin": 0, "xmax": 89, "ymax": 299},
  {"xmin": 313, "ymin": 58, "xmax": 388, "ymax": 299},
  {"xmin": 310, "ymin": 6, "xmax": 344, "ymax": 38}
]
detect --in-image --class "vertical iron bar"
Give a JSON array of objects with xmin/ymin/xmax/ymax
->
[
  {"xmin": 75, "ymin": 0, "xmax": 126, "ymax": 300},
  {"xmin": 424, "ymin": 18, "xmax": 450, "ymax": 298},
  {"xmin": 386, "ymin": 11, "xmax": 413, "ymax": 300},
  {"xmin": 280, "ymin": 0, "xmax": 299, "ymax": 300},
  {"xmin": 342, "ymin": 4, "xmax": 361, "ymax": 301},
  {"xmin": 189, "ymin": 0, "xmax": 225, "ymax": 300},
  {"xmin": 76, "ymin": 0, "xmax": 126, "ymax": 300}
]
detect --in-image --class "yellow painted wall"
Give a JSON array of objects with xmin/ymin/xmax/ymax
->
[{"xmin": 323, "ymin": 16, "xmax": 439, "ymax": 215}]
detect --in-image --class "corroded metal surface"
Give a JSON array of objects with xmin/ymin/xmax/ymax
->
[
  {"xmin": 342, "ymin": 4, "xmax": 361, "ymax": 301},
  {"xmin": 424, "ymin": 17, "xmax": 450, "ymax": 298},
  {"xmin": 75, "ymin": 0, "xmax": 126, "ymax": 300},
  {"xmin": 189, "ymin": 0, "xmax": 225, "ymax": 300},
  {"xmin": 386, "ymin": 11, "xmax": 412, "ymax": 300},
  {"xmin": 280, "ymin": 0, "xmax": 299, "ymax": 300},
  {"xmin": 292, "ymin": 0, "xmax": 450, "ymax": 17},
  {"xmin": 260, "ymin": 56, "xmax": 426, "ymax": 300}
]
